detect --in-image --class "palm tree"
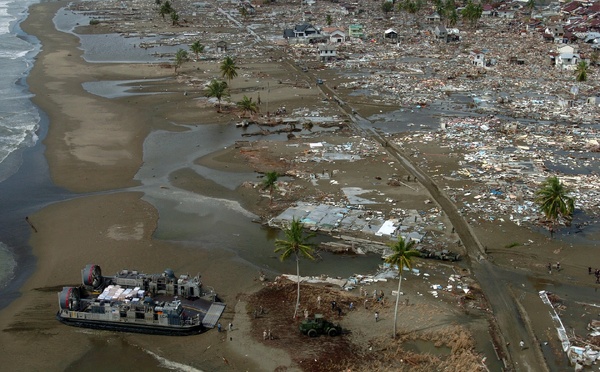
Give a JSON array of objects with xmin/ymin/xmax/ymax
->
[
  {"xmin": 442, "ymin": 0, "xmax": 456, "ymax": 21},
  {"xmin": 382, "ymin": 1, "xmax": 394, "ymax": 14},
  {"xmin": 174, "ymin": 49, "xmax": 188, "ymax": 74},
  {"xmin": 575, "ymin": 61, "xmax": 588, "ymax": 82},
  {"xmin": 526, "ymin": 0, "xmax": 536, "ymax": 17},
  {"xmin": 462, "ymin": 0, "xmax": 482, "ymax": 28},
  {"xmin": 220, "ymin": 56, "xmax": 238, "ymax": 91},
  {"xmin": 237, "ymin": 95, "xmax": 259, "ymax": 118},
  {"xmin": 326, "ymin": 14, "xmax": 333, "ymax": 26},
  {"xmin": 159, "ymin": 1, "xmax": 172, "ymax": 19},
  {"xmin": 170, "ymin": 11, "xmax": 179, "ymax": 26},
  {"xmin": 384, "ymin": 236, "xmax": 420, "ymax": 338},
  {"xmin": 204, "ymin": 79, "xmax": 229, "ymax": 111},
  {"xmin": 262, "ymin": 171, "xmax": 278, "ymax": 205},
  {"xmin": 190, "ymin": 41, "xmax": 205, "ymax": 60},
  {"xmin": 239, "ymin": 6, "xmax": 248, "ymax": 19},
  {"xmin": 302, "ymin": 121, "xmax": 314, "ymax": 132},
  {"xmin": 535, "ymin": 176, "xmax": 575, "ymax": 236},
  {"xmin": 447, "ymin": 9, "xmax": 458, "ymax": 27},
  {"xmin": 274, "ymin": 218, "xmax": 316, "ymax": 319}
]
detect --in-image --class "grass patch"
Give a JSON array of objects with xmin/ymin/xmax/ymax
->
[{"xmin": 505, "ymin": 242, "xmax": 520, "ymax": 248}]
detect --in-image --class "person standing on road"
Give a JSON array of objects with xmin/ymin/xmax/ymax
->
[
  {"xmin": 375, "ymin": 311, "xmax": 379, "ymax": 322},
  {"xmin": 547, "ymin": 263, "xmax": 552, "ymax": 274},
  {"xmin": 519, "ymin": 340, "xmax": 525, "ymax": 350}
]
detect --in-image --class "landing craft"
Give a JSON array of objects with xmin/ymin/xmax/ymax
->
[{"xmin": 57, "ymin": 265, "xmax": 225, "ymax": 335}]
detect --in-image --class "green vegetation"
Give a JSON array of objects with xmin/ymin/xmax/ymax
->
[
  {"xmin": 384, "ymin": 236, "xmax": 420, "ymax": 338},
  {"xmin": 89, "ymin": 19, "xmax": 100, "ymax": 25},
  {"xmin": 575, "ymin": 61, "xmax": 588, "ymax": 82},
  {"xmin": 220, "ymin": 56, "xmax": 238, "ymax": 91},
  {"xmin": 236, "ymin": 95, "xmax": 259, "ymax": 118},
  {"xmin": 505, "ymin": 242, "xmax": 520, "ymax": 248},
  {"xmin": 535, "ymin": 176, "xmax": 575, "ymax": 236},
  {"xmin": 262, "ymin": 171, "xmax": 279, "ymax": 205},
  {"xmin": 382, "ymin": 1, "xmax": 394, "ymax": 14},
  {"xmin": 302, "ymin": 121, "xmax": 314, "ymax": 132},
  {"xmin": 190, "ymin": 41, "xmax": 205, "ymax": 60},
  {"xmin": 170, "ymin": 11, "xmax": 179, "ymax": 26},
  {"xmin": 204, "ymin": 79, "xmax": 229, "ymax": 111},
  {"xmin": 462, "ymin": 0, "xmax": 483, "ymax": 27},
  {"xmin": 159, "ymin": 1, "xmax": 173, "ymax": 19},
  {"xmin": 173, "ymin": 48, "xmax": 188, "ymax": 74},
  {"xmin": 274, "ymin": 218, "xmax": 316, "ymax": 319}
]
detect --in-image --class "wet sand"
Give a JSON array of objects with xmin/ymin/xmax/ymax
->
[{"xmin": 0, "ymin": 1, "xmax": 274, "ymax": 370}]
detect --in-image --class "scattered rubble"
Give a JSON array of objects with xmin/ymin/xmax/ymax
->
[{"xmin": 393, "ymin": 116, "xmax": 600, "ymax": 231}]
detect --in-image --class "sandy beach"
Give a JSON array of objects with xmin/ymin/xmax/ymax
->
[{"xmin": 1, "ymin": 0, "xmax": 599, "ymax": 371}]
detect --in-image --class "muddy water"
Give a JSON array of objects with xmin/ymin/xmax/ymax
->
[
  {"xmin": 403, "ymin": 339, "xmax": 451, "ymax": 356},
  {"xmin": 131, "ymin": 122, "xmax": 388, "ymax": 278}
]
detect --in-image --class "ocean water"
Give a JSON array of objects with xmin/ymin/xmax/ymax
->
[{"xmin": 0, "ymin": 0, "xmax": 41, "ymax": 289}]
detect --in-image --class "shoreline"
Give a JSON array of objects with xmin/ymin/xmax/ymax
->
[{"xmin": 1, "ymin": 2, "xmax": 276, "ymax": 371}]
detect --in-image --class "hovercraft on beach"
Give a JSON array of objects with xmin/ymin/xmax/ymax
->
[{"xmin": 56, "ymin": 264, "xmax": 225, "ymax": 336}]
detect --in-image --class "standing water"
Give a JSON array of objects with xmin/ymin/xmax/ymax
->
[{"xmin": 0, "ymin": 0, "xmax": 42, "ymax": 290}]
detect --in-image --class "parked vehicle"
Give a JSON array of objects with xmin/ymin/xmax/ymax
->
[{"xmin": 299, "ymin": 314, "xmax": 342, "ymax": 337}]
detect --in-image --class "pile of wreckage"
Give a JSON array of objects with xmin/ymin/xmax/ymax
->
[
  {"xmin": 394, "ymin": 116, "xmax": 600, "ymax": 230},
  {"xmin": 540, "ymin": 291, "xmax": 600, "ymax": 370},
  {"xmin": 270, "ymin": 201, "xmax": 461, "ymax": 262}
]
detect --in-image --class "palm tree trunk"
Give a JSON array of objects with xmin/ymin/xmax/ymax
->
[
  {"xmin": 393, "ymin": 270, "xmax": 403, "ymax": 339},
  {"xmin": 294, "ymin": 255, "xmax": 300, "ymax": 319}
]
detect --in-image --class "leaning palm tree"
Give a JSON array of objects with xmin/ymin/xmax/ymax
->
[
  {"xmin": 236, "ymin": 95, "xmax": 259, "ymax": 118},
  {"xmin": 190, "ymin": 41, "xmax": 204, "ymax": 60},
  {"xmin": 384, "ymin": 236, "xmax": 420, "ymax": 339},
  {"xmin": 262, "ymin": 171, "xmax": 278, "ymax": 205},
  {"xmin": 174, "ymin": 49, "xmax": 188, "ymax": 74},
  {"xmin": 535, "ymin": 176, "xmax": 575, "ymax": 236},
  {"xmin": 274, "ymin": 218, "xmax": 316, "ymax": 319},
  {"xmin": 575, "ymin": 61, "xmax": 588, "ymax": 82},
  {"xmin": 204, "ymin": 79, "xmax": 229, "ymax": 112},
  {"xmin": 220, "ymin": 56, "xmax": 238, "ymax": 91}
]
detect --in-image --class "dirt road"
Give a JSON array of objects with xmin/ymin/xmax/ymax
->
[{"xmin": 309, "ymin": 84, "xmax": 548, "ymax": 371}]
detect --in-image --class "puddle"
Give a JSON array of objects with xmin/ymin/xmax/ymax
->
[{"xmin": 402, "ymin": 339, "xmax": 451, "ymax": 356}]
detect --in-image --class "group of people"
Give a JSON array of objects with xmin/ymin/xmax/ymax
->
[
  {"xmin": 589, "ymin": 267, "xmax": 600, "ymax": 283},
  {"xmin": 263, "ymin": 329, "xmax": 274, "ymax": 340},
  {"xmin": 547, "ymin": 262, "xmax": 561, "ymax": 274},
  {"xmin": 548, "ymin": 263, "xmax": 600, "ymax": 283},
  {"xmin": 358, "ymin": 287, "xmax": 385, "ymax": 304}
]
